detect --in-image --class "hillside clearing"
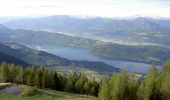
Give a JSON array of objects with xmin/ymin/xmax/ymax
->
[{"xmin": 0, "ymin": 85, "xmax": 97, "ymax": 100}]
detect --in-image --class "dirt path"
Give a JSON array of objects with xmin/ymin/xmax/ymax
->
[{"xmin": 0, "ymin": 85, "xmax": 22, "ymax": 96}]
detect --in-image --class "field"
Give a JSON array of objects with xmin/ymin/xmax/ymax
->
[{"xmin": 0, "ymin": 85, "xmax": 97, "ymax": 100}]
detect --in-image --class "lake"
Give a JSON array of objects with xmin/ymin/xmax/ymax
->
[{"xmin": 29, "ymin": 45, "xmax": 160, "ymax": 73}]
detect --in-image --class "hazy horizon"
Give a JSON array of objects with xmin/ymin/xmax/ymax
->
[{"xmin": 0, "ymin": 0, "xmax": 170, "ymax": 18}]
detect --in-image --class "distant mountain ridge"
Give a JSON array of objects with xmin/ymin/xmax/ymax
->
[{"xmin": 4, "ymin": 15, "xmax": 170, "ymax": 45}]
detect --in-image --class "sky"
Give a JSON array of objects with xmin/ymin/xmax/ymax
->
[{"xmin": 0, "ymin": 0, "xmax": 170, "ymax": 18}]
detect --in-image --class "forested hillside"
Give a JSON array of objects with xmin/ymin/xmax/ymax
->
[
  {"xmin": 91, "ymin": 43, "xmax": 170, "ymax": 65},
  {"xmin": 0, "ymin": 51, "xmax": 30, "ymax": 67},
  {"xmin": 0, "ymin": 42, "xmax": 119, "ymax": 74},
  {"xmin": 0, "ymin": 25, "xmax": 170, "ymax": 65}
]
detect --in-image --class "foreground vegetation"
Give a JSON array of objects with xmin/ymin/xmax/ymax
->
[
  {"xmin": 1, "ymin": 59, "xmax": 170, "ymax": 100},
  {"xmin": 0, "ymin": 85, "xmax": 96, "ymax": 100},
  {"xmin": 98, "ymin": 59, "xmax": 170, "ymax": 100},
  {"xmin": 0, "ymin": 63, "xmax": 99, "ymax": 96}
]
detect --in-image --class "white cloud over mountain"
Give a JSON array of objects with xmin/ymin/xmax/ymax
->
[{"xmin": 0, "ymin": 0, "xmax": 169, "ymax": 18}]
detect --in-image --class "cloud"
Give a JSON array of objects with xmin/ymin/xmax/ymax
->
[{"xmin": 0, "ymin": 0, "xmax": 169, "ymax": 18}]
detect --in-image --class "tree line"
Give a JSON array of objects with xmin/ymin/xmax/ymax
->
[
  {"xmin": 0, "ymin": 63, "xmax": 99, "ymax": 96},
  {"xmin": 1, "ymin": 59, "xmax": 170, "ymax": 100},
  {"xmin": 98, "ymin": 59, "xmax": 170, "ymax": 100}
]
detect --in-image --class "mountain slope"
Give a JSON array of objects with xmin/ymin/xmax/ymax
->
[
  {"xmin": 0, "ymin": 51, "xmax": 30, "ymax": 67},
  {"xmin": 0, "ymin": 42, "xmax": 119, "ymax": 73},
  {"xmin": 0, "ymin": 25, "xmax": 170, "ymax": 65}
]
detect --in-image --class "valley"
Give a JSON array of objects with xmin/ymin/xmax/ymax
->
[
  {"xmin": 29, "ymin": 44, "xmax": 156, "ymax": 73},
  {"xmin": 0, "ymin": 42, "xmax": 119, "ymax": 76},
  {"xmin": 0, "ymin": 0, "xmax": 170, "ymax": 99},
  {"xmin": 0, "ymin": 24, "xmax": 169, "ymax": 69}
]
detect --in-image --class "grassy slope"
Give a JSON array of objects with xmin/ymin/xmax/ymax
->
[{"xmin": 0, "ymin": 85, "xmax": 96, "ymax": 100}]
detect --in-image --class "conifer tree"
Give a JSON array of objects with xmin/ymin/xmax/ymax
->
[
  {"xmin": 98, "ymin": 79, "xmax": 110, "ymax": 100},
  {"xmin": 53, "ymin": 72, "xmax": 59, "ymax": 90},
  {"xmin": 159, "ymin": 59, "xmax": 170, "ymax": 100},
  {"xmin": 90, "ymin": 86, "xmax": 95, "ymax": 96},
  {"xmin": 110, "ymin": 72, "xmax": 127, "ymax": 100},
  {"xmin": 35, "ymin": 66, "xmax": 45, "ymax": 89},
  {"xmin": 142, "ymin": 65, "xmax": 158, "ymax": 100},
  {"xmin": 16, "ymin": 67, "xmax": 25, "ymax": 84},
  {"xmin": 27, "ymin": 67, "xmax": 36, "ymax": 86},
  {"xmin": 65, "ymin": 78, "xmax": 73, "ymax": 92},
  {"xmin": 1, "ymin": 63, "xmax": 10, "ymax": 82}
]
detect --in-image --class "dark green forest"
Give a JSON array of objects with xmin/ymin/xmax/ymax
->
[
  {"xmin": 1, "ymin": 59, "xmax": 170, "ymax": 100},
  {"xmin": 0, "ymin": 63, "xmax": 99, "ymax": 96}
]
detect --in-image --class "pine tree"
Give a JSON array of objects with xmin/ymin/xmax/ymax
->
[
  {"xmin": 35, "ymin": 66, "xmax": 45, "ymax": 89},
  {"xmin": 98, "ymin": 79, "xmax": 110, "ymax": 100},
  {"xmin": 27, "ymin": 67, "xmax": 36, "ymax": 86},
  {"xmin": 159, "ymin": 59, "xmax": 170, "ymax": 100},
  {"xmin": 75, "ymin": 77, "xmax": 84, "ymax": 93},
  {"xmin": 1, "ymin": 63, "xmax": 10, "ymax": 82},
  {"xmin": 125, "ymin": 77, "xmax": 140, "ymax": 100},
  {"xmin": 83, "ymin": 82, "xmax": 90, "ymax": 95},
  {"xmin": 142, "ymin": 65, "xmax": 158, "ymax": 100},
  {"xmin": 137, "ymin": 83, "xmax": 144, "ymax": 100},
  {"xmin": 65, "ymin": 78, "xmax": 73, "ymax": 92},
  {"xmin": 110, "ymin": 72, "xmax": 127, "ymax": 100},
  {"xmin": 16, "ymin": 67, "xmax": 25, "ymax": 84},
  {"xmin": 53, "ymin": 72, "xmax": 59, "ymax": 90},
  {"xmin": 8, "ymin": 64, "xmax": 17, "ymax": 82},
  {"xmin": 44, "ymin": 71, "xmax": 53, "ymax": 88},
  {"xmin": 90, "ymin": 86, "xmax": 95, "ymax": 96}
]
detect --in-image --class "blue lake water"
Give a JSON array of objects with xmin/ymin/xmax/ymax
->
[{"xmin": 29, "ymin": 45, "xmax": 160, "ymax": 73}]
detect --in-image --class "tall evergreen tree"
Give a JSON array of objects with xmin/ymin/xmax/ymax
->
[
  {"xmin": 35, "ymin": 66, "xmax": 45, "ymax": 89},
  {"xmin": 140, "ymin": 65, "xmax": 159, "ymax": 100},
  {"xmin": 16, "ymin": 67, "xmax": 25, "ymax": 84},
  {"xmin": 98, "ymin": 79, "xmax": 110, "ymax": 100},
  {"xmin": 110, "ymin": 72, "xmax": 127, "ymax": 100},
  {"xmin": 53, "ymin": 72, "xmax": 60, "ymax": 90},
  {"xmin": 125, "ymin": 77, "xmax": 140, "ymax": 100},
  {"xmin": 27, "ymin": 67, "xmax": 36, "ymax": 86},
  {"xmin": 65, "ymin": 78, "xmax": 73, "ymax": 92},
  {"xmin": 159, "ymin": 59, "xmax": 170, "ymax": 100},
  {"xmin": 1, "ymin": 63, "xmax": 10, "ymax": 82}
]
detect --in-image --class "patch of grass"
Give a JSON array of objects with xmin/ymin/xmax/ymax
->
[
  {"xmin": 38, "ymin": 89, "xmax": 97, "ymax": 100},
  {"xmin": 19, "ymin": 85, "xmax": 37, "ymax": 96},
  {"xmin": 0, "ymin": 85, "xmax": 97, "ymax": 100}
]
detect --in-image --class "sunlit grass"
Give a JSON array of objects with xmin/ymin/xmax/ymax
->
[{"xmin": 0, "ymin": 85, "xmax": 96, "ymax": 100}]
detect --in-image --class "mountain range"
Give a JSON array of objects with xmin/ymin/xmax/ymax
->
[{"xmin": 4, "ymin": 16, "xmax": 170, "ymax": 45}]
